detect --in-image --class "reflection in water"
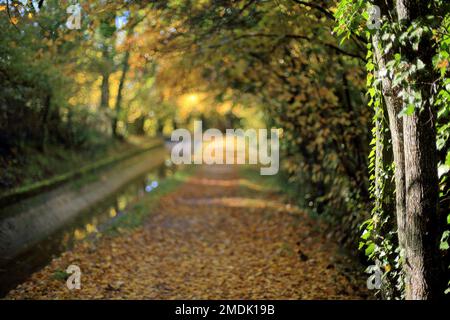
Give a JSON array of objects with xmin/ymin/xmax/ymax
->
[
  {"xmin": 61, "ymin": 159, "xmax": 174, "ymax": 243},
  {"xmin": 0, "ymin": 158, "xmax": 175, "ymax": 296}
]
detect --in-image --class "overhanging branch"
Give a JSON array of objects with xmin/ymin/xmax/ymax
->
[{"xmin": 230, "ymin": 33, "xmax": 366, "ymax": 62}]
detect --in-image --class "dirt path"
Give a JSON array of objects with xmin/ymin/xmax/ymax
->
[{"xmin": 6, "ymin": 165, "xmax": 369, "ymax": 299}]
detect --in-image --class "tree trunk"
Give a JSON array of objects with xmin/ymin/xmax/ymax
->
[
  {"xmin": 112, "ymin": 50, "xmax": 130, "ymax": 138},
  {"xmin": 395, "ymin": 0, "xmax": 443, "ymax": 299},
  {"xmin": 100, "ymin": 72, "xmax": 110, "ymax": 110},
  {"xmin": 100, "ymin": 45, "xmax": 110, "ymax": 110},
  {"xmin": 372, "ymin": 34, "xmax": 407, "ymax": 273},
  {"xmin": 402, "ymin": 105, "xmax": 442, "ymax": 299},
  {"xmin": 134, "ymin": 116, "xmax": 146, "ymax": 136},
  {"xmin": 40, "ymin": 93, "xmax": 52, "ymax": 152}
]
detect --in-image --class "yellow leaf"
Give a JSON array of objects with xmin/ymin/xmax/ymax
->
[{"xmin": 437, "ymin": 59, "xmax": 449, "ymax": 70}]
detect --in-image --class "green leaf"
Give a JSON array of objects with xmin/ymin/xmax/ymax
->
[
  {"xmin": 361, "ymin": 229, "xmax": 371, "ymax": 240},
  {"xmin": 416, "ymin": 59, "xmax": 425, "ymax": 70},
  {"xmin": 440, "ymin": 231, "xmax": 450, "ymax": 250},
  {"xmin": 398, "ymin": 104, "xmax": 415, "ymax": 117},
  {"xmin": 365, "ymin": 242, "xmax": 375, "ymax": 256}
]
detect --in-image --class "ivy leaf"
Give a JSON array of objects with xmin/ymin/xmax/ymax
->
[
  {"xmin": 398, "ymin": 104, "xmax": 415, "ymax": 117},
  {"xmin": 446, "ymin": 151, "xmax": 450, "ymax": 166},
  {"xmin": 359, "ymin": 242, "xmax": 365, "ymax": 250},
  {"xmin": 416, "ymin": 59, "xmax": 425, "ymax": 70},
  {"xmin": 365, "ymin": 242, "xmax": 375, "ymax": 257},
  {"xmin": 361, "ymin": 229, "xmax": 371, "ymax": 240},
  {"xmin": 440, "ymin": 231, "xmax": 450, "ymax": 250}
]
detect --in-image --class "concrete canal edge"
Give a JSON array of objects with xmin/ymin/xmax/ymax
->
[{"xmin": 0, "ymin": 144, "xmax": 167, "ymax": 265}]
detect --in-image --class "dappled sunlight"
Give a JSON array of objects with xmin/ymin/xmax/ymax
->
[
  {"xmin": 7, "ymin": 165, "xmax": 368, "ymax": 300},
  {"xmin": 175, "ymin": 196, "xmax": 303, "ymax": 215},
  {"xmin": 188, "ymin": 178, "xmax": 241, "ymax": 187},
  {"xmin": 187, "ymin": 177, "xmax": 268, "ymax": 192},
  {"xmin": 239, "ymin": 178, "xmax": 271, "ymax": 192}
]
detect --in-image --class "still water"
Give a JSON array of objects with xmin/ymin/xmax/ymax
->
[{"xmin": 0, "ymin": 158, "xmax": 175, "ymax": 297}]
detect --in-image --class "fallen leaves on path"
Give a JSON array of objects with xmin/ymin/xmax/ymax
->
[{"xmin": 6, "ymin": 165, "xmax": 369, "ymax": 299}]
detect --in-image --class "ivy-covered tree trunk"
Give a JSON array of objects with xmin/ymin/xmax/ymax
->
[
  {"xmin": 372, "ymin": 0, "xmax": 444, "ymax": 299},
  {"xmin": 372, "ymin": 33, "xmax": 407, "ymax": 277},
  {"xmin": 395, "ymin": 0, "xmax": 443, "ymax": 299}
]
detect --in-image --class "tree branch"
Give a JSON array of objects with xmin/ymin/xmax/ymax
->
[
  {"xmin": 291, "ymin": 0, "xmax": 335, "ymax": 20},
  {"xmin": 291, "ymin": 0, "xmax": 368, "ymax": 45},
  {"xmin": 229, "ymin": 33, "xmax": 366, "ymax": 62}
]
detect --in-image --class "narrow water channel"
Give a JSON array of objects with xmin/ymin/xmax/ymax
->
[{"xmin": 0, "ymin": 158, "xmax": 176, "ymax": 297}]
